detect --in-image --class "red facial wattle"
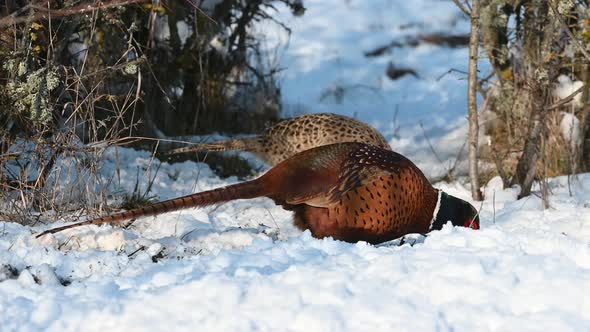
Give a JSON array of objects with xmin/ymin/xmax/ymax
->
[{"xmin": 464, "ymin": 218, "xmax": 479, "ymax": 230}]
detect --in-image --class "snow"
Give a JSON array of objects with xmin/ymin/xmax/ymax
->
[
  {"xmin": 560, "ymin": 112, "xmax": 582, "ymax": 150},
  {"xmin": 176, "ymin": 21, "xmax": 191, "ymax": 48},
  {"xmin": 554, "ymin": 76, "xmax": 583, "ymax": 149},
  {"xmin": 2, "ymin": 167, "xmax": 590, "ymax": 331},
  {"xmin": 209, "ymin": 33, "xmax": 228, "ymax": 57},
  {"xmin": 554, "ymin": 74, "xmax": 585, "ymax": 108},
  {"xmin": 2, "ymin": 0, "xmax": 590, "ymax": 331},
  {"xmin": 154, "ymin": 15, "xmax": 171, "ymax": 43},
  {"xmin": 67, "ymin": 41, "xmax": 88, "ymax": 63}
]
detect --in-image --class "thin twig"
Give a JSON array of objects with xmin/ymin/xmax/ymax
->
[
  {"xmin": 180, "ymin": 0, "xmax": 218, "ymax": 25},
  {"xmin": 492, "ymin": 190, "xmax": 496, "ymax": 224},
  {"xmin": 451, "ymin": 0, "xmax": 471, "ymax": 16},
  {"xmin": 544, "ymin": 84, "xmax": 585, "ymax": 111},
  {"xmin": 419, "ymin": 122, "xmax": 453, "ymax": 181},
  {"xmin": 127, "ymin": 245, "xmax": 146, "ymax": 257},
  {"xmin": 436, "ymin": 68, "xmax": 470, "ymax": 81},
  {"xmin": 0, "ymin": 0, "xmax": 149, "ymax": 28}
]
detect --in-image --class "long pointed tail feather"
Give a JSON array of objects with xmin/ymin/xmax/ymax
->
[
  {"xmin": 165, "ymin": 137, "xmax": 260, "ymax": 156},
  {"xmin": 36, "ymin": 179, "xmax": 268, "ymax": 238}
]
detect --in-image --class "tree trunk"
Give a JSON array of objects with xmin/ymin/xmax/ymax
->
[
  {"xmin": 468, "ymin": 0, "xmax": 483, "ymax": 201},
  {"xmin": 512, "ymin": 105, "xmax": 543, "ymax": 198},
  {"xmin": 510, "ymin": 1, "xmax": 554, "ymax": 199}
]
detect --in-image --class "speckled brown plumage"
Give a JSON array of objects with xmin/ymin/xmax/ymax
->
[
  {"xmin": 166, "ymin": 113, "xmax": 390, "ymax": 165},
  {"xmin": 37, "ymin": 143, "xmax": 479, "ymax": 243},
  {"xmin": 285, "ymin": 144, "xmax": 440, "ymax": 243}
]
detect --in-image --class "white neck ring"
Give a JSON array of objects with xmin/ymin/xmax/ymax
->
[{"xmin": 429, "ymin": 190, "xmax": 442, "ymax": 231}]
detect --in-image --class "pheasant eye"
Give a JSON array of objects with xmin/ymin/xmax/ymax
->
[{"xmin": 463, "ymin": 218, "xmax": 479, "ymax": 230}]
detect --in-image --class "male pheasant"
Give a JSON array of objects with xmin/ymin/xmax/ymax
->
[
  {"xmin": 166, "ymin": 113, "xmax": 390, "ymax": 165},
  {"xmin": 37, "ymin": 143, "xmax": 479, "ymax": 244}
]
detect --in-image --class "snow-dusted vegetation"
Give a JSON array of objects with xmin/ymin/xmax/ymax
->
[{"xmin": 1, "ymin": 0, "xmax": 589, "ymax": 331}]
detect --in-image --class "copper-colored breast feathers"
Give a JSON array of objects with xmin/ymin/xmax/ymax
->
[{"xmin": 286, "ymin": 143, "xmax": 439, "ymax": 244}]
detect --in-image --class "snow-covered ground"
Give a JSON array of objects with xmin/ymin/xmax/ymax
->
[{"xmin": 2, "ymin": 0, "xmax": 590, "ymax": 331}]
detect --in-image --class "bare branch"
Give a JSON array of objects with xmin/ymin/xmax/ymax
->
[
  {"xmin": 451, "ymin": 0, "xmax": 471, "ymax": 16},
  {"xmin": 0, "ymin": 0, "xmax": 149, "ymax": 28},
  {"xmin": 544, "ymin": 84, "xmax": 585, "ymax": 111}
]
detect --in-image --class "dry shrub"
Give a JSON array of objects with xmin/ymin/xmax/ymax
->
[
  {"xmin": 1, "ymin": 0, "xmax": 302, "ymax": 225},
  {"xmin": 0, "ymin": 3, "xmax": 143, "ymax": 225},
  {"xmin": 543, "ymin": 109, "xmax": 582, "ymax": 178},
  {"xmin": 480, "ymin": 93, "xmax": 584, "ymax": 188}
]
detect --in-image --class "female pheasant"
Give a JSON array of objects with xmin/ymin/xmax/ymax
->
[
  {"xmin": 37, "ymin": 143, "xmax": 480, "ymax": 244},
  {"xmin": 165, "ymin": 113, "xmax": 391, "ymax": 165}
]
